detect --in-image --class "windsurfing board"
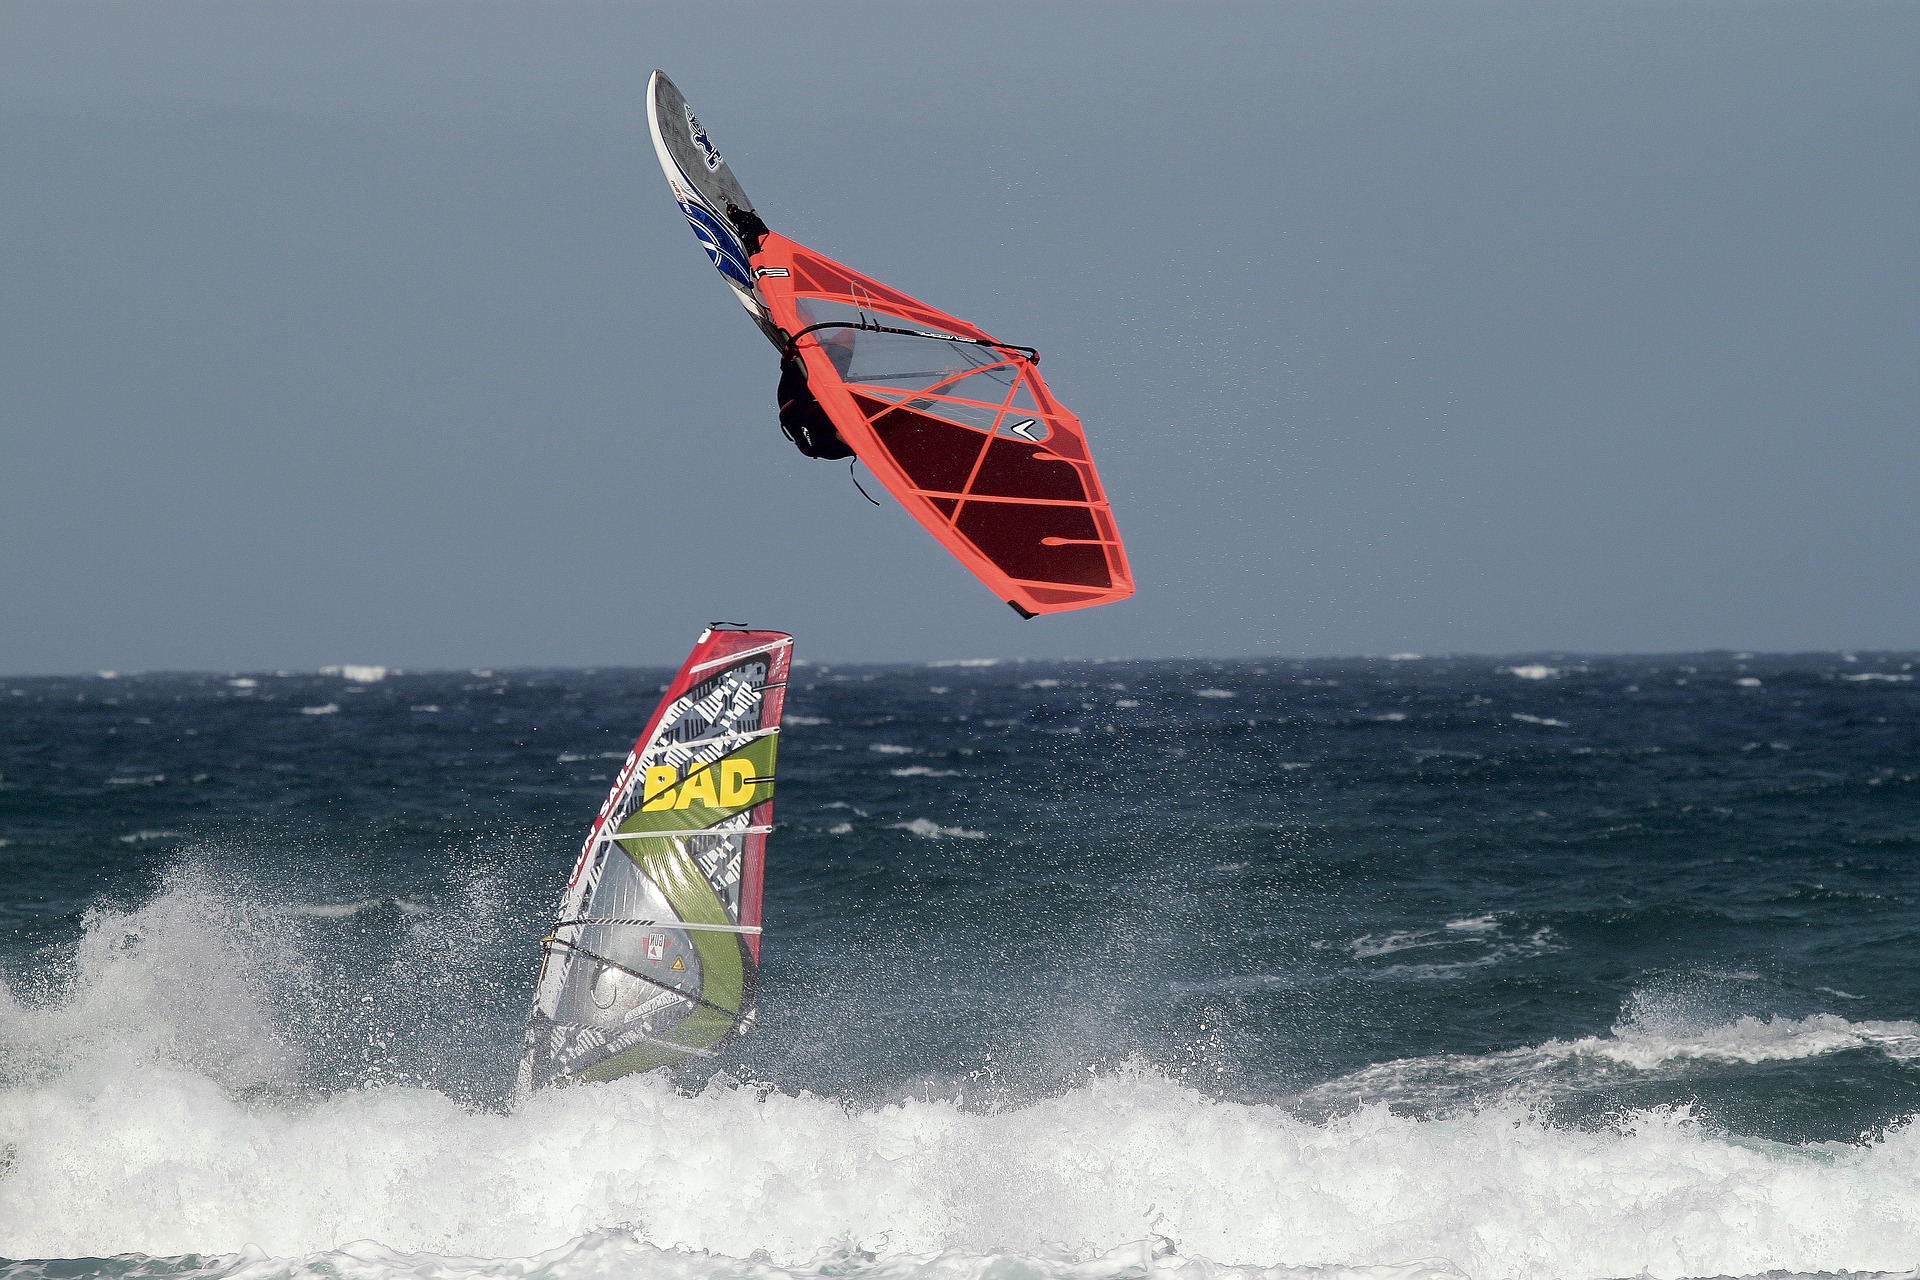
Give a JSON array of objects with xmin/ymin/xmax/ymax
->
[{"xmin": 647, "ymin": 70, "xmax": 775, "ymax": 335}]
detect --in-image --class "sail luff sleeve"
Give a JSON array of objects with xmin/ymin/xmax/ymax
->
[{"xmin": 740, "ymin": 653, "xmax": 784, "ymax": 962}]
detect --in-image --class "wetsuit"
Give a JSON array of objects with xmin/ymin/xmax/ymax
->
[
  {"xmin": 727, "ymin": 203, "xmax": 854, "ymax": 460},
  {"xmin": 777, "ymin": 356, "xmax": 854, "ymax": 459}
]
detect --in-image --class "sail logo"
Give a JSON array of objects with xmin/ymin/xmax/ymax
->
[
  {"xmin": 643, "ymin": 932, "xmax": 666, "ymax": 962},
  {"xmin": 639, "ymin": 755, "xmax": 764, "ymax": 811},
  {"xmin": 686, "ymin": 108, "xmax": 723, "ymax": 171}
]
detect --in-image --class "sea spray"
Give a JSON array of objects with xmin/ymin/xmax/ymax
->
[
  {"xmin": 10, "ymin": 931, "xmax": 1920, "ymax": 1280},
  {"xmin": 4, "ymin": 657, "xmax": 1919, "ymax": 1280}
]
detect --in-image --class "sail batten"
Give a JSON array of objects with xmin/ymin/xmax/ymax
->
[
  {"xmin": 519, "ymin": 627, "xmax": 792, "ymax": 1092},
  {"xmin": 605, "ymin": 826, "xmax": 775, "ymax": 841}
]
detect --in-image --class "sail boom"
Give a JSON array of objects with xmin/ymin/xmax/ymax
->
[{"xmin": 552, "ymin": 918, "xmax": 765, "ymax": 936}]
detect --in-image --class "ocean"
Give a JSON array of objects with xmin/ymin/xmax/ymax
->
[{"xmin": 2, "ymin": 651, "xmax": 1917, "ymax": 1280}]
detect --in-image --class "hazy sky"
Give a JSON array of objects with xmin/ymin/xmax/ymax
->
[{"xmin": 3, "ymin": 2, "xmax": 1914, "ymax": 673}]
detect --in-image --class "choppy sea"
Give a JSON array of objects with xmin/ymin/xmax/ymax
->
[{"xmin": 2, "ymin": 652, "xmax": 1918, "ymax": 1280}]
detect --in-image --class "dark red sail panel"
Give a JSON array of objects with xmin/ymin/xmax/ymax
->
[{"xmin": 751, "ymin": 233, "xmax": 1133, "ymax": 617}]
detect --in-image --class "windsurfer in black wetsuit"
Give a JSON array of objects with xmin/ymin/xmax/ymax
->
[
  {"xmin": 730, "ymin": 201, "xmax": 856, "ymax": 460},
  {"xmin": 776, "ymin": 333, "xmax": 855, "ymax": 460}
]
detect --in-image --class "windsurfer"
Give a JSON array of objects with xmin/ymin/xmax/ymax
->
[
  {"xmin": 777, "ymin": 351, "xmax": 854, "ymax": 460},
  {"xmin": 721, "ymin": 200, "xmax": 849, "ymax": 459}
]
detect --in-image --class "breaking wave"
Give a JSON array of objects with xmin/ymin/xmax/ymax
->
[
  {"xmin": 7, "ymin": 883, "xmax": 1920, "ymax": 1280},
  {"xmin": 1292, "ymin": 985, "xmax": 1920, "ymax": 1119}
]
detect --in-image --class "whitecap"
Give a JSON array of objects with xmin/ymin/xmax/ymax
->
[
  {"xmin": 1511, "ymin": 713, "xmax": 1569, "ymax": 727},
  {"xmin": 319, "ymin": 665, "xmax": 388, "ymax": 683},
  {"xmin": 785, "ymin": 715, "xmax": 831, "ymax": 725},
  {"xmin": 1351, "ymin": 931, "xmax": 1445, "ymax": 958},
  {"xmin": 1195, "ymin": 689, "xmax": 1236, "ymax": 699},
  {"xmin": 890, "ymin": 818, "xmax": 986, "ymax": 840},
  {"xmin": 1362, "ymin": 927, "xmax": 1562, "ymax": 979},
  {"xmin": 890, "ymin": 766, "xmax": 962, "ymax": 778},
  {"xmin": 1301, "ymin": 1004, "xmax": 1920, "ymax": 1125},
  {"xmin": 1505, "ymin": 665, "xmax": 1559, "ymax": 680},
  {"xmin": 869, "ymin": 743, "xmax": 916, "ymax": 754},
  {"xmin": 300, "ymin": 704, "xmax": 341, "ymax": 716},
  {"xmin": 1574, "ymin": 1011, "xmax": 1920, "ymax": 1069}
]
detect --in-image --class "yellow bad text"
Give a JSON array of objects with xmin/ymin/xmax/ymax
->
[{"xmin": 639, "ymin": 757, "xmax": 761, "ymax": 811}]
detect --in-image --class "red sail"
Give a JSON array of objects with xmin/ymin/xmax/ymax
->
[{"xmin": 752, "ymin": 233, "xmax": 1134, "ymax": 617}]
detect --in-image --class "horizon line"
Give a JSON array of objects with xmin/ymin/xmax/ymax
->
[{"xmin": 5, "ymin": 646, "xmax": 1916, "ymax": 682}]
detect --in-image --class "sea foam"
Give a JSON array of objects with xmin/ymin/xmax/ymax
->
[{"xmin": 9, "ymin": 887, "xmax": 1920, "ymax": 1280}]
